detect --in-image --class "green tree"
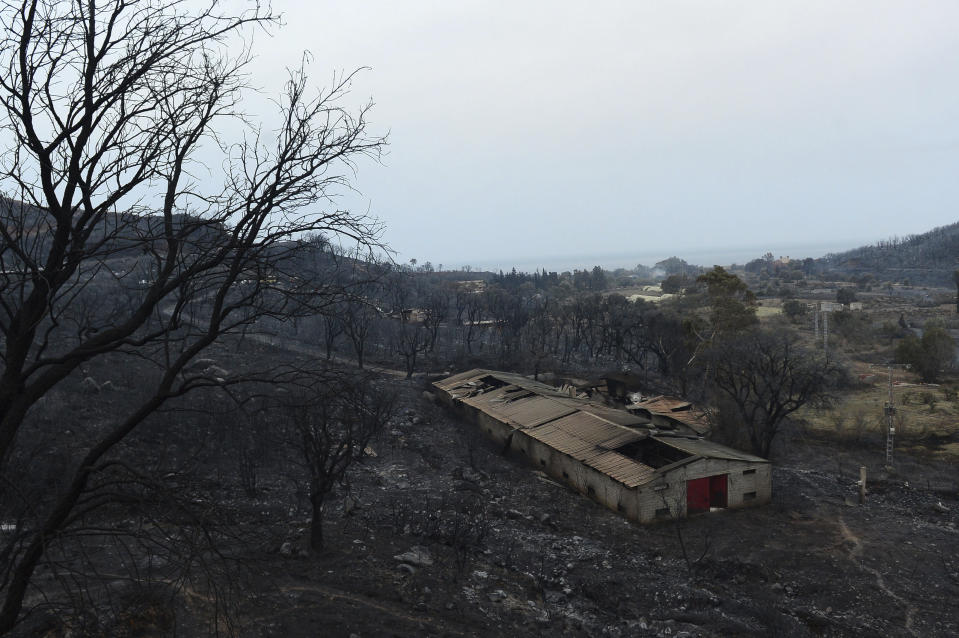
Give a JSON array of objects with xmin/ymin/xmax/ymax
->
[
  {"xmin": 836, "ymin": 288, "xmax": 857, "ymax": 305},
  {"xmin": 660, "ymin": 273, "xmax": 686, "ymax": 294},
  {"xmin": 782, "ymin": 299, "xmax": 807, "ymax": 320},
  {"xmin": 590, "ymin": 265, "xmax": 609, "ymax": 291},
  {"xmin": 896, "ymin": 323, "xmax": 955, "ymax": 383},
  {"xmin": 696, "ymin": 266, "xmax": 758, "ymax": 333}
]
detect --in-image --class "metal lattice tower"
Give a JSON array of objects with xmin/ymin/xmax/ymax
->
[{"xmin": 884, "ymin": 365, "xmax": 897, "ymax": 466}]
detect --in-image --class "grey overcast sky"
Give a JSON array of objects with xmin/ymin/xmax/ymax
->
[{"xmin": 243, "ymin": 1, "xmax": 959, "ymax": 271}]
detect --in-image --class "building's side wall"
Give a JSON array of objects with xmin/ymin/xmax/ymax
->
[
  {"xmin": 449, "ymin": 399, "xmax": 641, "ymax": 520},
  {"xmin": 729, "ymin": 462, "xmax": 772, "ymax": 507},
  {"xmin": 636, "ymin": 482, "xmax": 677, "ymax": 523},
  {"xmin": 472, "ymin": 409, "xmax": 514, "ymax": 446},
  {"xmin": 433, "ymin": 387, "xmax": 455, "ymax": 409},
  {"xmin": 439, "ymin": 395, "xmax": 514, "ymax": 446},
  {"xmin": 509, "ymin": 428, "xmax": 638, "ymax": 520}
]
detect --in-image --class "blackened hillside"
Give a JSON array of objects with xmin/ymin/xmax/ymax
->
[{"xmin": 818, "ymin": 221, "xmax": 959, "ymax": 285}]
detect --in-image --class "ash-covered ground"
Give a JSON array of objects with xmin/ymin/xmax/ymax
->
[
  {"xmin": 11, "ymin": 346, "xmax": 958, "ymax": 638},
  {"xmin": 230, "ymin": 377, "xmax": 959, "ymax": 638}
]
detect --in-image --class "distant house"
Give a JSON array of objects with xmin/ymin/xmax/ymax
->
[{"xmin": 434, "ymin": 370, "xmax": 771, "ymax": 523}]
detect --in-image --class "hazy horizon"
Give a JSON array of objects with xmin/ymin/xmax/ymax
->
[
  {"xmin": 243, "ymin": 1, "xmax": 959, "ymax": 268},
  {"xmin": 424, "ymin": 236, "xmax": 858, "ymax": 274}
]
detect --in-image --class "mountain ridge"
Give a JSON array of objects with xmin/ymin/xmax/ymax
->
[{"xmin": 815, "ymin": 220, "xmax": 959, "ymax": 285}]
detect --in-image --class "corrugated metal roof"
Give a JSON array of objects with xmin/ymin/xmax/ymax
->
[
  {"xmin": 627, "ymin": 395, "xmax": 710, "ymax": 435},
  {"xmin": 437, "ymin": 370, "xmax": 646, "ymax": 426},
  {"xmin": 660, "ymin": 410, "xmax": 710, "ymax": 435},
  {"xmin": 598, "ymin": 428, "xmax": 649, "ymax": 450},
  {"xmin": 434, "ymin": 368, "xmax": 489, "ymax": 391},
  {"xmin": 498, "ymin": 397, "xmax": 578, "ymax": 428},
  {"xmin": 580, "ymin": 404, "xmax": 649, "ymax": 427},
  {"xmin": 526, "ymin": 418, "xmax": 656, "ymax": 487},
  {"xmin": 435, "ymin": 369, "xmax": 763, "ymax": 490},
  {"xmin": 653, "ymin": 435, "xmax": 769, "ymax": 463},
  {"xmin": 541, "ymin": 412, "xmax": 633, "ymax": 445},
  {"xmin": 462, "ymin": 391, "xmax": 578, "ymax": 429},
  {"xmin": 586, "ymin": 450, "xmax": 658, "ymax": 487},
  {"xmin": 636, "ymin": 396, "xmax": 693, "ymax": 412}
]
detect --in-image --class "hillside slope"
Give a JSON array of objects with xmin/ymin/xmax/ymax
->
[{"xmin": 819, "ymin": 221, "xmax": 959, "ymax": 285}]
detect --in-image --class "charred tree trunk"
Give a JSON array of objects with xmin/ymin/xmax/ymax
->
[{"xmin": 310, "ymin": 493, "xmax": 325, "ymax": 552}]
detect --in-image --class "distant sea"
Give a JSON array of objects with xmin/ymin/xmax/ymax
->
[{"xmin": 458, "ymin": 241, "xmax": 859, "ymax": 275}]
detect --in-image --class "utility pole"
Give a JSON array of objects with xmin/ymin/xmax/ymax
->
[
  {"xmin": 884, "ymin": 365, "xmax": 896, "ymax": 467},
  {"xmin": 859, "ymin": 466, "xmax": 867, "ymax": 504},
  {"xmin": 822, "ymin": 310, "xmax": 828, "ymax": 362}
]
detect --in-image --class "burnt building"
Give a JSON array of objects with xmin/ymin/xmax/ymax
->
[{"xmin": 434, "ymin": 369, "xmax": 771, "ymax": 523}]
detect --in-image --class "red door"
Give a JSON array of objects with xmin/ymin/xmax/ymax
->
[
  {"xmin": 709, "ymin": 474, "xmax": 728, "ymax": 509},
  {"xmin": 686, "ymin": 477, "xmax": 710, "ymax": 514}
]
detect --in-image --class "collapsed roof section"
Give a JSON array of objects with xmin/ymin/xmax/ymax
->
[
  {"xmin": 434, "ymin": 369, "xmax": 767, "ymax": 490},
  {"xmin": 626, "ymin": 395, "xmax": 711, "ymax": 435}
]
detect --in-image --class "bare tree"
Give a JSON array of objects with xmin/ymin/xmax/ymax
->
[
  {"xmin": 523, "ymin": 297, "xmax": 553, "ymax": 379},
  {"xmin": 321, "ymin": 308, "xmax": 346, "ymax": 360},
  {"xmin": 656, "ymin": 480, "xmax": 711, "ymax": 575},
  {"xmin": 420, "ymin": 285, "xmax": 451, "ymax": 354},
  {"xmin": 0, "ymin": 0, "xmax": 385, "ymax": 631},
  {"xmin": 704, "ymin": 329, "xmax": 843, "ymax": 458},
  {"xmin": 288, "ymin": 374, "xmax": 394, "ymax": 551},
  {"xmin": 389, "ymin": 317, "xmax": 429, "ymax": 378},
  {"xmin": 342, "ymin": 291, "xmax": 381, "ymax": 369},
  {"xmin": 461, "ymin": 291, "xmax": 486, "ymax": 354}
]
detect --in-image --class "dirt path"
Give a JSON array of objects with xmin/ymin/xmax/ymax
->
[
  {"xmin": 837, "ymin": 515, "xmax": 918, "ymax": 635},
  {"xmin": 238, "ymin": 330, "xmax": 430, "ymax": 379}
]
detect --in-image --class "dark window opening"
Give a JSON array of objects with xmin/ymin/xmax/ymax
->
[
  {"xmin": 744, "ymin": 491, "xmax": 757, "ymax": 501},
  {"xmin": 743, "ymin": 468, "xmax": 756, "ymax": 475},
  {"xmin": 562, "ymin": 471, "xmax": 569, "ymax": 479},
  {"xmin": 655, "ymin": 507, "xmax": 670, "ymax": 518},
  {"xmin": 587, "ymin": 485, "xmax": 596, "ymax": 496},
  {"xmin": 539, "ymin": 459, "xmax": 546, "ymax": 466},
  {"xmin": 617, "ymin": 503, "xmax": 625, "ymax": 513}
]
